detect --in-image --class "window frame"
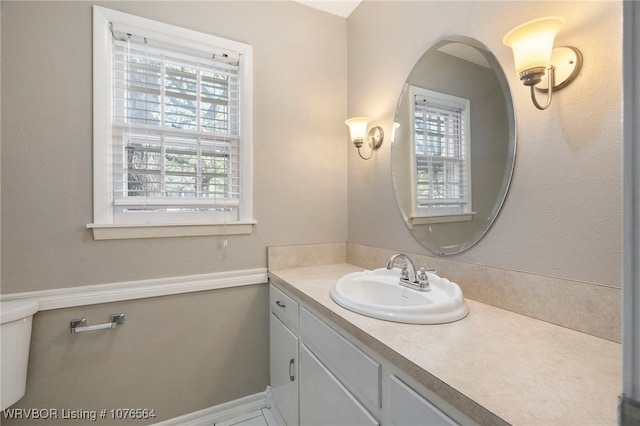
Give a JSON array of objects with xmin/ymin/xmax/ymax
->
[{"xmin": 89, "ymin": 6, "xmax": 254, "ymax": 239}]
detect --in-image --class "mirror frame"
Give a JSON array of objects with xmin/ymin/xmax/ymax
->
[{"xmin": 391, "ymin": 36, "xmax": 517, "ymax": 255}]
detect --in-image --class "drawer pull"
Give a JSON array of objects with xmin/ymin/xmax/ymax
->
[
  {"xmin": 289, "ymin": 358, "xmax": 295, "ymax": 381},
  {"xmin": 276, "ymin": 300, "xmax": 286, "ymax": 308}
]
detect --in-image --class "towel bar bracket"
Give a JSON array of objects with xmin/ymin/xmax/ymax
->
[{"xmin": 70, "ymin": 313, "xmax": 125, "ymax": 334}]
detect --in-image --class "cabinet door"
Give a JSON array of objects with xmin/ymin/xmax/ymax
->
[
  {"xmin": 300, "ymin": 344, "xmax": 379, "ymax": 426},
  {"xmin": 300, "ymin": 307, "xmax": 381, "ymax": 409},
  {"xmin": 270, "ymin": 313, "xmax": 298, "ymax": 426},
  {"xmin": 389, "ymin": 375, "xmax": 457, "ymax": 426}
]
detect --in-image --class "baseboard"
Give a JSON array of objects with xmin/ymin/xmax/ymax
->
[
  {"xmin": 264, "ymin": 386, "xmax": 286, "ymax": 426},
  {"xmin": 152, "ymin": 392, "xmax": 268, "ymax": 426}
]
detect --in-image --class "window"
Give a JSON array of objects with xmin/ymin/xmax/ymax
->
[
  {"xmin": 410, "ymin": 86, "xmax": 472, "ymax": 223},
  {"xmin": 90, "ymin": 7, "xmax": 254, "ymax": 239}
]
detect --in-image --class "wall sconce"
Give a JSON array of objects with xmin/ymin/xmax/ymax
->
[
  {"xmin": 345, "ymin": 117, "xmax": 384, "ymax": 160},
  {"xmin": 503, "ymin": 17, "xmax": 583, "ymax": 110}
]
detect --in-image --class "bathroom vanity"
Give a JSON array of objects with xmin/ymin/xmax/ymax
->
[
  {"xmin": 270, "ymin": 284, "xmax": 460, "ymax": 425},
  {"xmin": 268, "ymin": 263, "xmax": 621, "ymax": 426}
]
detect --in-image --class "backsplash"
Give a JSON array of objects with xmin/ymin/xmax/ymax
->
[
  {"xmin": 268, "ymin": 243, "xmax": 347, "ymax": 270},
  {"xmin": 268, "ymin": 242, "xmax": 620, "ymax": 343}
]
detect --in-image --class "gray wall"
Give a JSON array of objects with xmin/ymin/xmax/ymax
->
[
  {"xmin": 1, "ymin": 1, "xmax": 347, "ymax": 422},
  {"xmin": 1, "ymin": 0, "xmax": 348, "ymax": 294},
  {"xmin": 0, "ymin": 0, "xmax": 625, "ymax": 422},
  {"xmin": 7, "ymin": 286, "xmax": 269, "ymax": 425},
  {"xmin": 347, "ymin": 1, "xmax": 622, "ymax": 288}
]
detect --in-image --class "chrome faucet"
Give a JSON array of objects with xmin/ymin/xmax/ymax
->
[
  {"xmin": 386, "ymin": 253, "xmax": 433, "ymax": 292},
  {"xmin": 386, "ymin": 253, "xmax": 416, "ymax": 282}
]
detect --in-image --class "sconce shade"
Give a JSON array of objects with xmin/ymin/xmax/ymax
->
[
  {"xmin": 503, "ymin": 17, "xmax": 564, "ymax": 75},
  {"xmin": 345, "ymin": 117, "xmax": 383, "ymax": 160},
  {"xmin": 345, "ymin": 117, "xmax": 370, "ymax": 146}
]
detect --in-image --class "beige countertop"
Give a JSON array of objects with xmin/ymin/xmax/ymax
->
[{"xmin": 269, "ymin": 263, "xmax": 621, "ymax": 426}]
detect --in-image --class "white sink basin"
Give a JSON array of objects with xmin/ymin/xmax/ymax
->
[{"xmin": 330, "ymin": 268, "xmax": 469, "ymax": 324}]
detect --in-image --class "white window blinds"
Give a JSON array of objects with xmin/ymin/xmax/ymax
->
[
  {"xmin": 111, "ymin": 28, "xmax": 241, "ymax": 219},
  {"xmin": 413, "ymin": 90, "xmax": 471, "ymax": 216}
]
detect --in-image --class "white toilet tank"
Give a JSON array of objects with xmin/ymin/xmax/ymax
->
[{"xmin": 1, "ymin": 299, "xmax": 38, "ymax": 410}]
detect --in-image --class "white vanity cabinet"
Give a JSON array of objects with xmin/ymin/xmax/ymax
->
[
  {"xmin": 269, "ymin": 286, "xmax": 299, "ymax": 425},
  {"xmin": 269, "ymin": 284, "xmax": 465, "ymax": 426}
]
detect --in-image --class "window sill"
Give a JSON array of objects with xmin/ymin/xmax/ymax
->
[
  {"xmin": 410, "ymin": 213, "xmax": 474, "ymax": 225},
  {"xmin": 87, "ymin": 221, "xmax": 256, "ymax": 240}
]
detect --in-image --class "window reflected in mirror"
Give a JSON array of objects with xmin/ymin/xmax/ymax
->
[{"xmin": 410, "ymin": 86, "xmax": 474, "ymax": 225}]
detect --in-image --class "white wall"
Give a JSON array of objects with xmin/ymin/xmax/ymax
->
[{"xmin": 347, "ymin": 1, "xmax": 622, "ymax": 288}]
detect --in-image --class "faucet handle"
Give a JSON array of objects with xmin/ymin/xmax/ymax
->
[
  {"xmin": 400, "ymin": 262, "xmax": 410, "ymax": 281},
  {"xmin": 417, "ymin": 267, "xmax": 428, "ymax": 282},
  {"xmin": 417, "ymin": 267, "xmax": 432, "ymax": 291}
]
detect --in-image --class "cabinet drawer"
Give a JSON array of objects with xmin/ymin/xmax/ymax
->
[
  {"xmin": 270, "ymin": 285, "xmax": 299, "ymax": 330},
  {"xmin": 300, "ymin": 307, "xmax": 381, "ymax": 409},
  {"xmin": 300, "ymin": 344, "xmax": 379, "ymax": 426},
  {"xmin": 390, "ymin": 375, "xmax": 456, "ymax": 426}
]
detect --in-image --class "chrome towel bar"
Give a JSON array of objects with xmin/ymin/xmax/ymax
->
[{"xmin": 70, "ymin": 313, "xmax": 125, "ymax": 334}]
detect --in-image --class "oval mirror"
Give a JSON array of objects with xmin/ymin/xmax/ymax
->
[{"xmin": 392, "ymin": 36, "xmax": 516, "ymax": 255}]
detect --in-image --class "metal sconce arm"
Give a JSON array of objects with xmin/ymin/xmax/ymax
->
[
  {"xmin": 530, "ymin": 66, "xmax": 555, "ymax": 110},
  {"xmin": 356, "ymin": 126, "xmax": 384, "ymax": 160}
]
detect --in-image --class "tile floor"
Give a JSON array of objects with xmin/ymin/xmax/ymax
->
[{"xmin": 214, "ymin": 408, "xmax": 279, "ymax": 426}]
